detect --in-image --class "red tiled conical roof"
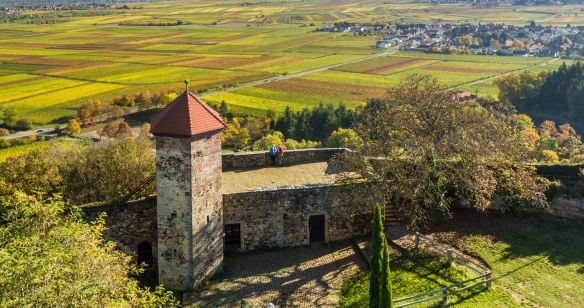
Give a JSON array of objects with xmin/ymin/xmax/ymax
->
[{"xmin": 150, "ymin": 91, "xmax": 226, "ymax": 137}]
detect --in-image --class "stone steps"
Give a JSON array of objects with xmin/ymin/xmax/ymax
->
[{"xmin": 383, "ymin": 203, "xmax": 400, "ymax": 226}]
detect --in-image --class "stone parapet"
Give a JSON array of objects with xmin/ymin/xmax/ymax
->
[{"xmin": 222, "ymin": 148, "xmax": 352, "ymax": 170}]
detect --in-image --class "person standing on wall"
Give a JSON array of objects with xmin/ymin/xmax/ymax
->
[
  {"xmin": 277, "ymin": 144, "xmax": 284, "ymax": 166},
  {"xmin": 269, "ymin": 144, "xmax": 277, "ymax": 166}
]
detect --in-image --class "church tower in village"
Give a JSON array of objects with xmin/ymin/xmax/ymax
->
[{"xmin": 150, "ymin": 81, "xmax": 226, "ymax": 291}]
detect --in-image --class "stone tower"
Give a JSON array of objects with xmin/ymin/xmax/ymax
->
[{"xmin": 150, "ymin": 85, "xmax": 226, "ymax": 291}]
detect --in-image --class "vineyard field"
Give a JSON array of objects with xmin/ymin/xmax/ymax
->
[{"xmin": 0, "ymin": 0, "xmax": 580, "ymax": 125}]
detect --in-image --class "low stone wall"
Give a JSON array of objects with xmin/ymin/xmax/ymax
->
[
  {"xmin": 223, "ymin": 182, "xmax": 383, "ymax": 251},
  {"xmin": 222, "ymin": 148, "xmax": 351, "ymax": 170},
  {"xmin": 535, "ymin": 164, "xmax": 583, "ymax": 181}
]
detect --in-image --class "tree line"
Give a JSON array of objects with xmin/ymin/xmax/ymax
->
[
  {"xmin": 217, "ymin": 101, "xmax": 361, "ymax": 151},
  {"xmin": 0, "ymin": 135, "xmax": 177, "ymax": 305},
  {"xmin": 0, "ymin": 106, "xmax": 32, "ymax": 131},
  {"xmin": 0, "ymin": 135, "xmax": 155, "ymax": 206},
  {"xmin": 495, "ymin": 62, "xmax": 584, "ymax": 122},
  {"xmin": 76, "ymin": 90, "xmax": 178, "ymax": 126}
]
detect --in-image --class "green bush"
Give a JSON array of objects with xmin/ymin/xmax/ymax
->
[
  {"xmin": 14, "ymin": 118, "xmax": 32, "ymax": 130},
  {"xmin": 545, "ymin": 181, "xmax": 567, "ymax": 200}
]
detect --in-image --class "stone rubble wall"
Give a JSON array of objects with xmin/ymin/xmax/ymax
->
[
  {"xmin": 83, "ymin": 197, "xmax": 158, "ymax": 260},
  {"xmin": 222, "ymin": 148, "xmax": 351, "ymax": 170},
  {"xmin": 84, "ymin": 181, "xmax": 382, "ymax": 260},
  {"xmin": 188, "ymin": 133, "xmax": 224, "ymax": 289},
  {"xmin": 155, "ymin": 136, "xmax": 196, "ymax": 290},
  {"xmin": 223, "ymin": 182, "xmax": 383, "ymax": 251}
]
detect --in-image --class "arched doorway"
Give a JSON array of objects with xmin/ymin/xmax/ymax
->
[{"xmin": 137, "ymin": 241, "xmax": 153, "ymax": 267}]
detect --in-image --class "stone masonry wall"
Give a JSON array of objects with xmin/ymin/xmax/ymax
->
[
  {"xmin": 83, "ymin": 149, "xmax": 379, "ymax": 288},
  {"xmin": 223, "ymin": 182, "xmax": 383, "ymax": 251},
  {"xmin": 222, "ymin": 148, "xmax": 351, "ymax": 170},
  {"xmin": 83, "ymin": 197, "xmax": 157, "ymax": 258},
  {"xmin": 85, "ymin": 181, "xmax": 382, "ymax": 261},
  {"xmin": 155, "ymin": 136, "xmax": 195, "ymax": 291},
  {"xmin": 189, "ymin": 132, "xmax": 224, "ymax": 288}
]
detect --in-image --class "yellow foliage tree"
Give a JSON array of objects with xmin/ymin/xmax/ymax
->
[
  {"xmin": 542, "ymin": 149, "xmax": 560, "ymax": 163},
  {"xmin": 66, "ymin": 118, "xmax": 81, "ymax": 135}
]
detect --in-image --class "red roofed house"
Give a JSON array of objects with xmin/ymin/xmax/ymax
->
[{"xmin": 150, "ymin": 83, "xmax": 226, "ymax": 291}]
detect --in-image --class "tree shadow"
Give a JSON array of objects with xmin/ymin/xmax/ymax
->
[
  {"xmin": 445, "ymin": 287, "xmax": 487, "ymax": 307},
  {"xmin": 190, "ymin": 240, "xmax": 365, "ymax": 307},
  {"xmin": 426, "ymin": 207, "xmax": 584, "ymax": 270}
]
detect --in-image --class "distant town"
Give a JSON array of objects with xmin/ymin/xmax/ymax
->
[{"xmin": 320, "ymin": 21, "xmax": 583, "ymax": 58}]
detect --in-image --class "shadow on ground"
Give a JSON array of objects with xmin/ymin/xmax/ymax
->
[
  {"xmin": 187, "ymin": 240, "xmax": 366, "ymax": 307},
  {"xmin": 426, "ymin": 208, "xmax": 584, "ymax": 270}
]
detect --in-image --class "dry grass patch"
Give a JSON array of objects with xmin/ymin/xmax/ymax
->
[{"xmin": 222, "ymin": 162, "xmax": 335, "ymax": 194}]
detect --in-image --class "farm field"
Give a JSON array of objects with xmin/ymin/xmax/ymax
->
[
  {"xmin": 208, "ymin": 52, "xmax": 569, "ymax": 114},
  {"xmin": 0, "ymin": 0, "xmax": 581, "ymax": 125},
  {"xmin": 0, "ymin": 138, "xmax": 74, "ymax": 163}
]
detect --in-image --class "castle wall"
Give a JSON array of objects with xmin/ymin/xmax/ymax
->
[
  {"xmin": 222, "ymin": 148, "xmax": 351, "ymax": 170},
  {"xmin": 83, "ymin": 197, "xmax": 158, "ymax": 258},
  {"xmin": 83, "ymin": 148, "xmax": 380, "ymax": 288},
  {"xmin": 83, "ymin": 181, "xmax": 382, "ymax": 261},
  {"xmin": 223, "ymin": 182, "xmax": 383, "ymax": 250}
]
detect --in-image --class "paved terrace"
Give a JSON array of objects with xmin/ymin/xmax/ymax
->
[
  {"xmin": 221, "ymin": 162, "xmax": 336, "ymax": 194},
  {"xmin": 186, "ymin": 240, "xmax": 367, "ymax": 307}
]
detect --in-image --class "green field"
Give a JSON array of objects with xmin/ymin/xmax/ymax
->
[
  {"xmin": 0, "ymin": 0, "xmax": 581, "ymax": 125},
  {"xmin": 0, "ymin": 138, "xmax": 74, "ymax": 163}
]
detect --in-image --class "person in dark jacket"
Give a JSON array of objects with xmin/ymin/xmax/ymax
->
[{"xmin": 269, "ymin": 144, "xmax": 277, "ymax": 166}]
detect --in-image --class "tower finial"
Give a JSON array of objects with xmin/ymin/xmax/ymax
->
[{"xmin": 184, "ymin": 79, "xmax": 189, "ymax": 92}]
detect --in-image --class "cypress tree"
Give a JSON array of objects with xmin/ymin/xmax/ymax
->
[
  {"xmin": 380, "ymin": 236, "xmax": 393, "ymax": 308},
  {"xmin": 370, "ymin": 204, "xmax": 384, "ymax": 308},
  {"xmin": 370, "ymin": 204, "xmax": 393, "ymax": 308}
]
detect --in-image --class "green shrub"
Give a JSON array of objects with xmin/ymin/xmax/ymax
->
[
  {"xmin": 545, "ymin": 181, "xmax": 567, "ymax": 200},
  {"xmin": 14, "ymin": 118, "xmax": 32, "ymax": 130}
]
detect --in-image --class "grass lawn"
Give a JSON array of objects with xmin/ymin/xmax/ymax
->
[
  {"xmin": 339, "ymin": 250, "xmax": 477, "ymax": 307},
  {"xmin": 429, "ymin": 209, "xmax": 584, "ymax": 307},
  {"xmin": 340, "ymin": 209, "xmax": 584, "ymax": 307}
]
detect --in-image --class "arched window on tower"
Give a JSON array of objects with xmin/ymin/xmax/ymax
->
[{"xmin": 137, "ymin": 241, "xmax": 153, "ymax": 268}]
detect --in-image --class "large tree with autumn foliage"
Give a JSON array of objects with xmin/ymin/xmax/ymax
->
[
  {"xmin": 0, "ymin": 193, "xmax": 176, "ymax": 307},
  {"xmin": 335, "ymin": 75, "xmax": 548, "ymax": 227}
]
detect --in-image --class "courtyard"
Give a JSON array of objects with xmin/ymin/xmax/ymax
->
[{"xmin": 186, "ymin": 240, "xmax": 366, "ymax": 307}]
